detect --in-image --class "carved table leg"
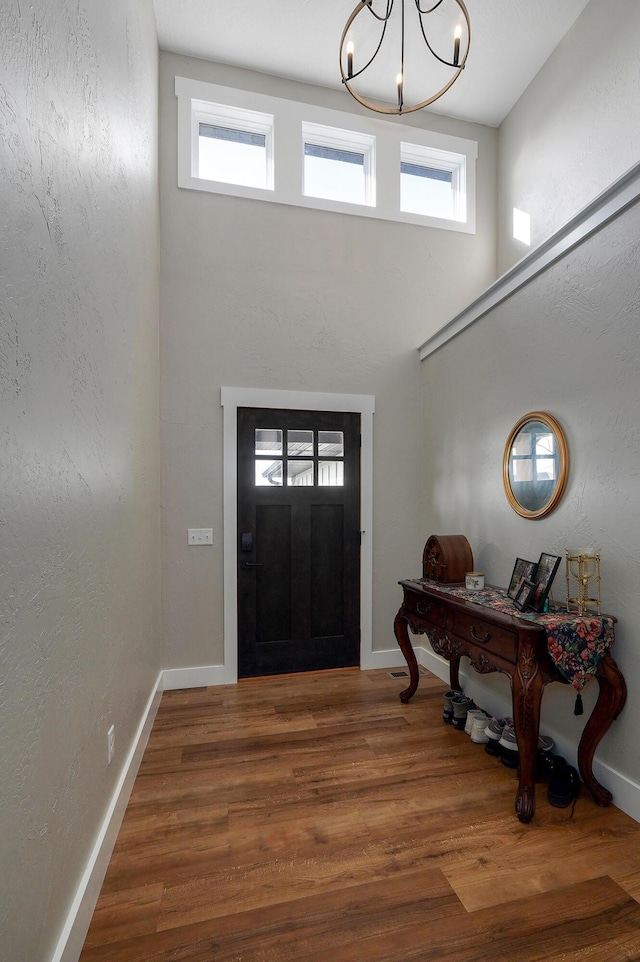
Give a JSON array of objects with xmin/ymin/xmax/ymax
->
[
  {"xmin": 577, "ymin": 654, "xmax": 627, "ymax": 806},
  {"xmin": 512, "ymin": 644, "xmax": 544, "ymax": 824},
  {"xmin": 394, "ymin": 609, "xmax": 420, "ymax": 703}
]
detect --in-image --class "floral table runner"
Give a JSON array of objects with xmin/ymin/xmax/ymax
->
[{"xmin": 407, "ymin": 579, "xmax": 614, "ymax": 702}]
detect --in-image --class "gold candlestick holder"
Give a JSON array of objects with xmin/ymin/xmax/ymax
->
[{"xmin": 565, "ymin": 552, "xmax": 601, "ymax": 615}]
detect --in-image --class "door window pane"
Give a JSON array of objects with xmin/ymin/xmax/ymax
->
[
  {"xmin": 255, "ymin": 429, "xmax": 282, "ymax": 456},
  {"xmin": 287, "ymin": 430, "xmax": 313, "ymax": 457},
  {"xmin": 287, "ymin": 461, "xmax": 314, "ymax": 486},
  {"xmin": 318, "ymin": 431, "xmax": 344, "ymax": 456},
  {"xmin": 255, "ymin": 460, "xmax": 283, "ymax": 486},
  {"xmin": 318, "ymin": 461, "xmax": 344, "ymax": 486}
]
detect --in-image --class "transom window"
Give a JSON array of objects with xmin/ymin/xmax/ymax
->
[
  {"xmin": 193, "ymin": 99, "xmax": 273, "ymax": 190},
  {"xmin": 176, "ymin": 77, "xmax": 477, "ymax": 233},
  {"xmin": 400, "ymin": 142, "xmax": 466, "ymax": 222},
  {"xmin": 302, "ymin": 122, "xmax": 375, "ymax": 207},
  {"xmin": 254, "ymin": 428, "xmax": 345, "ymax": 486}
]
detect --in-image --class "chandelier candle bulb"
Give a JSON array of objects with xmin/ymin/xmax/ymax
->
[
  {"xmin": 453, "ymin": 24, "xmax": 461, "ymax": 66},
  {"xmin": 396, "ymin": 72, "xmax": 403, "ymax": 109},
  {"xmin": 346, "ymin": 40, "xmax": 354, "ymax": 78}
]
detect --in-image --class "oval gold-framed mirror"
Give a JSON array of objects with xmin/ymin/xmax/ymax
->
[{"xmin": 503, "ymin": 412, "xmax": 569, "ymax": 519}]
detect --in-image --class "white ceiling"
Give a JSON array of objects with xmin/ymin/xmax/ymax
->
[{"xmin": 153, "ymin": 0, "xmax": 591, "ymax": 128}]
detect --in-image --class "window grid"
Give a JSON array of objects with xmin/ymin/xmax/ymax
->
[{"xmin": 254, "ymin": 429, "xmax": 345, "ymax": 487}]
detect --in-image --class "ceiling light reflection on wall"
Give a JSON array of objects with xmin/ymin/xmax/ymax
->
[{"xmin": 340, "ymin": 0, "xmax": 470, "ymax": 116}]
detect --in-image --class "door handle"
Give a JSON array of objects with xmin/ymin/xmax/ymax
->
[{"xmin": 241, "ymin": 560, "xmax": 263, "ymax": 569}]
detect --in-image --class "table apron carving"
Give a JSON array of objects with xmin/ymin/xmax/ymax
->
[{"xmin": 394, "ymin": 579, "xmax": 627, "ymax": 823}]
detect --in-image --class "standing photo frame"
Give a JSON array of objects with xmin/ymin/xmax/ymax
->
[
  {"xmin": 513, "ymin": 579, "xmax": 537, "ymax": 612},
  {"xmin": 507, "ymin": 557, "xmax": 538, "ymax": 600},
  {"xmin": 531, "ymin": 552, "xmax": 562, "ymax": 612}
]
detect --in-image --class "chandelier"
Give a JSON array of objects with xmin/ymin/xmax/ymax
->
[{"xmin": 339, "ymin": 0, "xmax": 471, "ymax": 116}]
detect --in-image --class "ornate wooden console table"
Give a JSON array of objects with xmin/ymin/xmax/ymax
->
[{"xmin": 394, "ymin": 578, "xmax": 627, "ymax": 823}]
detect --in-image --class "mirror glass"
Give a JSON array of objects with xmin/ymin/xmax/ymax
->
[{"xmin": 503, "ymin": 412, "xmax": 569, "ymax": 519}]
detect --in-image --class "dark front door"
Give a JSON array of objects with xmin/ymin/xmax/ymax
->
[{"xmin": 237, "ymin": 407, "xmax": 361, "ymax": 678}]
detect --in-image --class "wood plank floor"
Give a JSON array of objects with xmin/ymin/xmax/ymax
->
[{"xmin": 80, "ymin": 668, "xmax": 640, "ymax": 961}]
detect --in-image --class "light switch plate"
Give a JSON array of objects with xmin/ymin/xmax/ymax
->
[{"xmin": 188, "ymin": 528, "xmax": 213, "ymax": 545}]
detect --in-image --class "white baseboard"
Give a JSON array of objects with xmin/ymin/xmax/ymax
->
[
  {"xmin": 51, "ymin": 673, "xmax": 164, "ymax": 962},
  {"xmin": 413, "ymin": 644, "xmax": 640, "ymax": 825},
  {"xmin": 360, "ymin": 646, "xmax": 410, "ymax": 671},
  {"xmin": 162, "ymin": 663, "xmax": 236, "ymax": 689},
  {"xmin": 162, "ymin": 654, "xmax": 410, "ymax": 683}
]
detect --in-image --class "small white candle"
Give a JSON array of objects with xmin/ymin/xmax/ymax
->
[
  {"xmin": 453, "ymin": 24, "xmax": 462, "ymax": 66},
  {"xmin": 346, "ymin": 40, "xmax": 354, "ymax": 79}
]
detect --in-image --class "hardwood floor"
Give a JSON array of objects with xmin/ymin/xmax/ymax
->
[{"xmin": 80, "ymin": 668, "xmax": 640, "ymax": 961}]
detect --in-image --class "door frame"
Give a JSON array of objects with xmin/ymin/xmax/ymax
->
[{"xmin": 221, "ymin": 387, "xmax": 375, "ymax": 684}]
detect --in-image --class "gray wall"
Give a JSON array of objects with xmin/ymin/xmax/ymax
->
[
  {"xmin": 498, "ymin": 0, "xmax": 640, "ymax": 273},
  {"xmin": 159, "ymin": 52, "xmax": 498, "ymax": 670},
  {"xmin": 0, "ymin": 2, "xmax": 161, "ymax": 960},
  {"xmin": 420, "ymin": 197, "xmax": 640, "ymax": 794},
  {"xmin": 421, "ymin": 0, "xmax": 640, "ymax": 801}
]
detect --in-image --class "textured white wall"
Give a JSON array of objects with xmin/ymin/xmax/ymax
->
[
  {"xmin": 497, "ymin": 0, "xmax": 640, "ymax": 273},
  {"xmin": 420, "ymin": 197, "xmax": 640, "ymax": 794},
  {"xmin": 0, "ymin": 2, "xmax": 160, "ymax": 960},
  {"xmin": 159, "ymin": 52, "xmax": 497, "ymax": 670}
]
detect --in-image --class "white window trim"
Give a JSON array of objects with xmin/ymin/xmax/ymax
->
[
  {"xmin": 176, "ymin": 76, "xmax": 477, "ymax": 233},
  {"xmin": 401, "ymin": 141, "xmax": 467, "ymax": 222},
  {"xmin": 302, "ymin": 121, "xmax": 376, "ymax": 208},
  {"xmin": 221, "ymin": 387, "xmax": 375, "ymax": 684},
  {"xmin": 192, "ymin": 99, "xmax": 274, "ymax": 189}
]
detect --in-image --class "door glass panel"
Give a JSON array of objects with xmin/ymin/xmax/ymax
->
[
  {"xmin": 287, "ymin": 461, "xmax": 314, "ymax": 485},
  {"xmin": 318, "ymin": 431, "xmax": 344, "ymax": 456},
  {"xmin": 318, "ymin": 461, "xmax": 344, "ymax": 486},
  {"xmin": 255, "ymin": 460, "xmax": 283, "ymax": 486},
  {"xmin": 255, "ymin": 428, "xmax": 282, "ymax": 456},
  {"xmin": 287, "ymin": 430, "xmax": 313, "ymax": 457}
]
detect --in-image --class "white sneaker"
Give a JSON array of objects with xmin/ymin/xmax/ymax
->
[
  {"xmin": 470, "ymin": 713, "xmax": 491, "ymax": 743},
  {"xmin": 464, "ymin": 708, "xmax": 484, "ymax": 735}
]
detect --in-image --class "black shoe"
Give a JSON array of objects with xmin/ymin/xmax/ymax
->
[
  {"xmin": 517, "ymin": 749, "xmax": 558, "ymax": 783},
  {"xmin": 548, "ymin": 757, "xmax": 580, "ymax": 808}
]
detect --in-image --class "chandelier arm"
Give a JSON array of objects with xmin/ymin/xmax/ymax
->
[
  {"xmin": 414, "ymin": 0, "xmax": 445, "ymax": 13},
  {"xmin": 417, "ymin": 13, "xmax": 457, "ymax": 67},
  {"xmin": 362, "ymin": 0, "xmax": 394, "ymax": 24},
  {"xmin": 417, "ymin": 0, "xmax": 469, "ymax": 68},
  {"xmin": 339, "ymin": 0, "xmax": 393, "ymax": 84},
  {"xmin": 341, "ymin": 22, "xmax": 391, "ymax": 82}
]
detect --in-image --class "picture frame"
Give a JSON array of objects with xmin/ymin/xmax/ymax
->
[
  {"xmin": 513, "ymin": 578, "xmax": 537, "ymax": 612},
  {"xmin": 531, "ymin": 552, "xmax": 562, "ymax": 612},
  {"xmin": 507, "ymin": 557, "xmax": 538, "ymax": 600}
]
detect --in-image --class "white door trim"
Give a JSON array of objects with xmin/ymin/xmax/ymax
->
[{"xmin": 221, "ymin": 387, "xmax": 375, "ymax": 683}]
